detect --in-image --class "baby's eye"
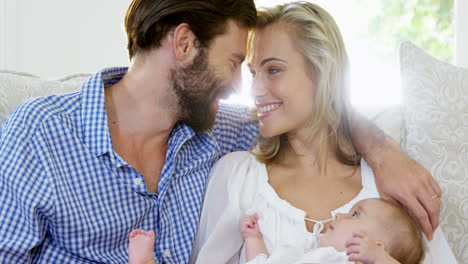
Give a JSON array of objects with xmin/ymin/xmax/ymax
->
[{"xmin": 351, "ymin": 211, "xmax": 359, "ymax": 218}]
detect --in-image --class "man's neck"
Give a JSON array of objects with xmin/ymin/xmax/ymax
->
[
  {"xmin": 103, "ymin": 53, "xmax": 180, "ymax": 193},
  {"xmin": 105, "ymin": 50, "xmax": 178, "ymax": 144}
]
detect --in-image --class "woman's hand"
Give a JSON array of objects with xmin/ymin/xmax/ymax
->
[
  {"xmin": 367, "ymin": 138, "xmax": 442, "ymax": 240},
  {"xmin": 349, "ymin": 110, "xmax": 441, "ymax": 239}
]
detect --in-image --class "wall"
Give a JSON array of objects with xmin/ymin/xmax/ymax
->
[
  {"xmin": 455, "ymin": 0, "xmax": 468, "ymax": 68},
  {"xmin": 1, "ymin": 0, "xmax": 467, "ymax": 77},
  {"xmin": 0, "ymin": 0, "xmax": 130, "ymax": 79}
]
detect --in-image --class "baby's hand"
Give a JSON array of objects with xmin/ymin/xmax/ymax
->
[
  {"xmin": 345, "ymin": 232, "xmax": 397, "ymax": 264},
  {"xmin": 239, "ymin": 213, "xmax": 262, "ymax": 239}
]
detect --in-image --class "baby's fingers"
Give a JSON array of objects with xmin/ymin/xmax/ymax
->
[
  {"xmin": 240, "ymin": 217, "xmax": 254, "ymax": 228},
  {"xmin": 241, "ymin": 215, "xmax": 252, "ymax": 223},
  {"xmin": 346, "ymin": 245, "xmax": 362, "ymax": 256},
  {"xmin": 348, "ymin": 252, "xmax": 364, "ymax": 262},
  {"xmin": 345, "ymin": 236, "xmax": 363, "ymax": 248},
  {"xmin": 253, "ymin": 213, "xmax": 260, "ymax": 221}
]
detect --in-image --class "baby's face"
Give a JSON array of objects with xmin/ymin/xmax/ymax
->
[{"xmin": 320, "ymin": 199, "xmax": 387, "ymax": 252}]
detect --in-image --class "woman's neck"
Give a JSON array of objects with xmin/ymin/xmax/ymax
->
[
  {"xmin": 268, "ymin": 122, "xmax": 360, "ymax": 175},
  {"xmin": 274, "ymin": 129, "xmax": 333, "ymax": 171}
]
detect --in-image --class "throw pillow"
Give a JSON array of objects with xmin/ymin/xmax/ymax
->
[{"xmin": 400, "ymin": 41, "xmax": 468, "ymax": 263}]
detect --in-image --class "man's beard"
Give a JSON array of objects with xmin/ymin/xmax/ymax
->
[{"xmin": 171, "ymin": 49, "xmax": 232, "ymax": 132}]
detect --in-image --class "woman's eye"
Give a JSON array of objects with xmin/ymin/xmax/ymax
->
[
  {"xmin": 268, "ymin": 67, "xmax": 280, "ymax": 74},
  {"xmin": 351, "ymin": 211, "xmax": 359, "ymax": 217}
]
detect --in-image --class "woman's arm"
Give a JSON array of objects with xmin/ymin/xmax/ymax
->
[
  {"xmin": 190, "ymin": 153, "xmax": 250, "ymax": 264},
  {"xmin": 349, "ymin": 110, "xmax": 441, "ymax": 240}
]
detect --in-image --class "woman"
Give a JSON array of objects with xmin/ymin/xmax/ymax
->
[{"xmin": 190, "ymin": 2, "xmax": 455, "ymax": 263}]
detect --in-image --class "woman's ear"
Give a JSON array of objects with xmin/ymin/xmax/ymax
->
[{"xmin": 172, "ymin": 23, "xmax": 198, "ymax": 62}]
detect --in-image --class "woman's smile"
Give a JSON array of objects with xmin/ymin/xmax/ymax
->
[{"xmin": 256, "ymin": 102, "xmax": 283, "ymax": 119}]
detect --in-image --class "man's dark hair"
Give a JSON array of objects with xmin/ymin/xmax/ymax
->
[{"xmin": 124, "ymin": 0, "xmax": 257, "ymax": 59}]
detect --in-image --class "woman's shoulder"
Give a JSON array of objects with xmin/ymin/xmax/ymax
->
[
  {"xmin": 215, "ymin": 151, "xmax": 256, "ymax": 166},
  {"xmin": 211, "ymin": 151, "xmax": 258, "ymax": 174},
  {"xmin": 209, "ymin": 151, "xmax": 264, "ymax": 185},
  {"xmin": 360, "ymin": 158, "xmax": 378, "ymax": 192},
  {"xmin": 206, "ymin": 151, "xmax": 266, "ymax": 208},
  {"xmin": 332, "ymin": 159, "xmax": 380, "ymax": 216}
]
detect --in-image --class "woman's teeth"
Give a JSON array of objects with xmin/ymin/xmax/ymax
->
[{"xmin": 258, "ymin": 104, "xmax": 281, "ymax": 114}]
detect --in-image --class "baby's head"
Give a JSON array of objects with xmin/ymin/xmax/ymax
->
[{"xmin": 320, "ymin": 198, "xmax": 423, "ymax": 264}]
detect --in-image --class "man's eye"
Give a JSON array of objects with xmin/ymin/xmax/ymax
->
[{"xmin": 230, "ymin": 60, "xmax": 237, "ymax": 69}]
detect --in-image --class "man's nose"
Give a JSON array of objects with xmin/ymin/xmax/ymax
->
[{"xmin": 230, "ymin": 68, "xmax": 243, "ymax": 94}]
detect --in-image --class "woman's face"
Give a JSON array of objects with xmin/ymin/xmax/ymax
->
[{"xmin": 248, "ymin": 23, "xmax": 317, "ymax": 138}]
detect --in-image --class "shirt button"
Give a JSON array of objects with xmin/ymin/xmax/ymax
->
[
  {"xmin": 163, "ymin": 249, "xmax": 171, "ymax": 257},
  {"xmin": 134, "ymin": 178, "xmax": 142, "ymax": 186}
]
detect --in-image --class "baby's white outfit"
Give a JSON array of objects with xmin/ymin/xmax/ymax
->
[
  {"xmin": 247, "ymin": 247, "xmax": 352, "ymax": 264},
  {"xmin": 190, "ymin": 151, "xmax": 457, "ymax": 264}
]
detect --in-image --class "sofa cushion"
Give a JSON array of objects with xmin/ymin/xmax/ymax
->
[
  {"xmin": 400, "ymin": 41, "xmax": 468, "ymax": 263},
  {"xmin": 0, "ymin": 71, "xmax": 90, "ymax": 124},
  {"xmin": 357, "ymin": 105, "xmax": 404, "ymax": 144}
]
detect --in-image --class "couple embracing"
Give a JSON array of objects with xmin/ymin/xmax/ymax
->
[{"xmin": 0, "ymin": 1, "xmax": 455, "ymax": 264}]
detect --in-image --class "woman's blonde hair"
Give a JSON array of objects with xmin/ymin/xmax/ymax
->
[{"xmin": 248, "ymin": 1, "xmax": 360, "ymax": 167}]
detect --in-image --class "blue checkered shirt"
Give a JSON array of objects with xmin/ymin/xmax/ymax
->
[{"xmin": 0, "ymin": 67, "xmax": 258, "ymax": 263}]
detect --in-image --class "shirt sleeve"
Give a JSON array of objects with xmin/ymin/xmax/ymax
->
[
  {"xmin": 190, "ymin": 152, "xmax": 254, "ymax": 264},
  {"xmin": 0, "ymin": 105, "xmax": 55, "ymax": 263},
  {"xmin": 211, "ymin": 104, "xmax": 259, "ymax": 155}
]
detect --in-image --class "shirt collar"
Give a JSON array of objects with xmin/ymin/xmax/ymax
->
[
  {"xmin": 166, "ymin": 122, "xmax": 196, "ymax": 159},
  {"xmin": 81, "ymin": 67, "xmax": 128, "ymax": 157}
]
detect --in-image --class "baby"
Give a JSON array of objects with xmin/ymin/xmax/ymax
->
[
  {"xmin": 240, "ymin": 198, "xmax": 424, "ymax": 264},
  {"xmin": 127, "ymin": 198, "xmax": 423, "ymax": 264}
]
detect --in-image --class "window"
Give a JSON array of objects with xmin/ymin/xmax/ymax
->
[{"xmin": 225, "ymin": 0, "xmax": 454, "ymax": 107}]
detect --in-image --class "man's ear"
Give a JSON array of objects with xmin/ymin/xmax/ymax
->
[{"xmin": 172, "ymin": 23, "xmax": 198, "ymax": 62}]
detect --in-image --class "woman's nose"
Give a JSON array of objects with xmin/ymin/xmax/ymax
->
[{"xmin": 251, "ymin": 77, "xmax": 268, "ymax": 98}]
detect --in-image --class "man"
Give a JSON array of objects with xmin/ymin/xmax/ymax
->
[{"xmin": 0, "ymin": 0, "xmax": 440, "ymax": 263}]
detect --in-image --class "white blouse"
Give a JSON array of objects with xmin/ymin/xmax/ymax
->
[{"xmin": 190, "ymin": 151, "xmax": 457, "ymax": 264}]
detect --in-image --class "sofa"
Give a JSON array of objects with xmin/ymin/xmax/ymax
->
[{"xmin": 0, "ymin": 42, "xmax": 466, "ymax": 263}]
